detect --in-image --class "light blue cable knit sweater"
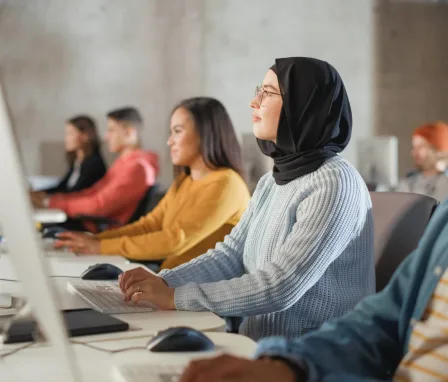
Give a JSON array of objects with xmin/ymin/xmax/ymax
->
[{"xmin": 159, "ymin": 156, "xmax": 375, "ymax": 340}]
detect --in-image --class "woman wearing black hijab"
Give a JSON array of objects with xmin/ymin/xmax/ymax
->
[{"xmin": 118, "ymin": 57, "xmax": 375, "ymax": 342}]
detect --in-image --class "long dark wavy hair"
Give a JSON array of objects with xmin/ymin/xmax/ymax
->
[
  {"xmin": 66, "ymin": 115, "xmax": 101, "ymax": 166},
  {"xmin": 172, "ymin": 97, "xmax": 245, "ymax": 185}
]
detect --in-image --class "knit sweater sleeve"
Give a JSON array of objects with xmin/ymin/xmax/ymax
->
[
  {"xmin": 159, "ymin": 174, "xmax": 268, "ymax": 287},
  {"xmin": 168, "ymin": 169, "xmax": 366, "ymax": 316}
]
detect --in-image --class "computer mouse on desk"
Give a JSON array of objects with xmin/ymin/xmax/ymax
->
[
  {"xmin": 81, "ymin": 263, "xmax": 123, "ymax": 280},
  {"xmin": 147, "ymin": 327, "xmax": 215, "ymax": 353}
]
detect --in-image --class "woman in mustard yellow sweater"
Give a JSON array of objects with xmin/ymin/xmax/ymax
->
[{"xmin": 56, "ymin": 97, "xmax": 250, "ymax": 269}]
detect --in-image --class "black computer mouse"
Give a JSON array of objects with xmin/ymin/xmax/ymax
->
[
  {"xmin": 146, "ymin": 327, "xmax": 215, "ymax": 353},
  {"xmin": 81, "ymin": 263, "xmax": 123, "ymax": 280},
  {"xmin": 42, "ymin": 226, "xmax": 67, "ymax": 239}
]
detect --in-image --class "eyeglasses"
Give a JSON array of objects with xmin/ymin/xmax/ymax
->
[{"xmin": 254, "ymin": 85, "xmax": 281, "ymax": 105}]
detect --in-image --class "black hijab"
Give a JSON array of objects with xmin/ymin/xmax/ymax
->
[{"xmin": 257, "ymin": 57, "xmax": 352, "ymax": 185}]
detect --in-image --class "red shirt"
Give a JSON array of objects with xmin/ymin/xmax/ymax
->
[{"xmin": 49, "ymin": 150, "xmax": 158, "ymax": 228}]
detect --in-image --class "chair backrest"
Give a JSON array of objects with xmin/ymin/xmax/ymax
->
[
  {"xmin": 371, "ymin": 191, "xmax": 438, "ymax": 291},
  {"xmin": 128, "ymin": 184, "xmax": 164, "ymax": 224}
]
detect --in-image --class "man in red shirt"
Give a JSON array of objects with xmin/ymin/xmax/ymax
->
[{"xmin": 33, "ymin": 107, "xmax": 159, "ymax": 232}]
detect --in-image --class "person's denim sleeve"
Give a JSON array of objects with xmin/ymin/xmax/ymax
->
[
  {"xmin": 255, "ymin": 337, "xmax": 388, "ymax": 381},
  {"xmin": 255, "ymin": 248, "xmax": 420, "ymax": 381}
]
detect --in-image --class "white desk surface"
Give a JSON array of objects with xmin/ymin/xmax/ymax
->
[
  {"xmin": 0, "ymin": 332, "xmax": 256, "ymax": 382},
  {"xmin": 0, "ymin": 252, "xmax": 135, "ymax": 280},
  {"xmin": 33, "ymin": 208, "xmax": 67, "ymax": 223},
  {"xmin": 1, "ymin": 254, "xmax": 226, "ymax": 340},
  {"xmin": 0, "ymin": 250, "xmax": 232, "ymax": 381},
  {"xmin": 0, "ymin": 277, "xmax": 226, "ymax": 341},
  {"xmin": 1, "ymin": 238, "xmax": 132, "ymax": 280}
]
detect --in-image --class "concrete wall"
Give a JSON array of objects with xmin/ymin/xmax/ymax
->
[
  {"xmin": 202, "ymin": 0, "xmax": 375, "ymax": 167},
  {"xmin": 374, "ymin": 0, "xmax": 448, "ymax": 175},
  {"xmin": 0, "ymin": 0, "xmax": 203, "ymax": 187},
  {"xmin": 1, "ymin": 0, "xmax": 447, "ymax": 186}
]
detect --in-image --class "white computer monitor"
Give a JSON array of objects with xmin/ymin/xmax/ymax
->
[
  {"xmin": 356, "ymin": 136, "xmax": 399, "ymax": 190},
  {"xmin": 0, "ymin": 80, "xmax": 80, "ymax": 381}
]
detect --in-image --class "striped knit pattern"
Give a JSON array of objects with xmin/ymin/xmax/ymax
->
[
  {"xmin": 159, "ymin": 156, "xmax": 375, "ymax": 340},
  {"xmin": 395, "ymin": 269, "xmax": 448, "ymax": 382}
]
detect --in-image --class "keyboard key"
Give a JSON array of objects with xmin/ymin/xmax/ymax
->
[
  {"xmin": 114, "ymin": 363, "xmax": 184, "ymax": 382},
  {"xmin": 67, "ymin": 280, "xmax": 154, "ymax": 314}
]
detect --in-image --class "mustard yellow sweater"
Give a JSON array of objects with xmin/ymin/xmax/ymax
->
[{"xmin": 97, "ymin": 169, "xmax": 250, "ymax": 269}]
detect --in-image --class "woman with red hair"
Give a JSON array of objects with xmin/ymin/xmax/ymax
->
[{"xmin": 397, "ymin": 121, "xmax": 448, "ymax": 200}]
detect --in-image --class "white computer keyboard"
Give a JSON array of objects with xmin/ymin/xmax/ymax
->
[
  {"xmin": 114, "ymin": 363, "xmax": 184, "ymax": 382},
  {"xmin": 67, "ymin": 280, "xmax": 155, "ymax": 314},
  {"xmin": 44, "ymin": 250, "xmax": 75, "ymax": 257}
]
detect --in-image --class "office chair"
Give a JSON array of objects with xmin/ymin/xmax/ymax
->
[
  {"xmin": 75, "ymin": 184, "xmax": 164, "ymax": 232},
  {"xmin": 371, "ymin": 191, "xmax": 438, "ymax": 292}
]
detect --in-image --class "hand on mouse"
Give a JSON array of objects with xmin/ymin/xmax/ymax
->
[
  {"xmin": 179, "ymin": 354, "xmax": 299, "ymax": 382},
  {"xmin": 120, "ymin": 269, "xmax": 175, "ymax": 310},
  {"xmin": 54, "ymin": 231, "xmax": 101, "ymax": 254}
]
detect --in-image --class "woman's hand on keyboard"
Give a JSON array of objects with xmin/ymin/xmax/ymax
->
[
  {"xmin": 120, "ymin": 268, "xmax": 175, "ymax": 310},
  {"xmin": 119, "ymin": 267, "xmax": 165, "ymax": 291},
  {"xmin": 54, "ymin": 232, "xmax": 101, "ymax": 254}
]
